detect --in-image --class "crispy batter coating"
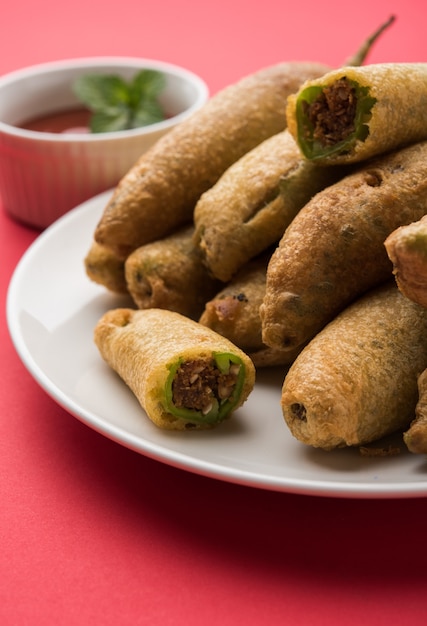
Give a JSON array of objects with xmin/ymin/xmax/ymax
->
[
  {"xmin": 124, "ymin": 225, "xmax": 221, "ymax": 319},
  {"xmin": 286, "ymin": 63, "xmax": 427, "ymax": 164},
  {"xmin": 199, "ymin": 256, "xmax": 303, "ymax": 368},
  {"xmin": 193, "ymin": 130, "xmax": 345, "ymax": 282},
  {"xmin": 281, "ymin": 283, "xmax": 427, "ymax": 450},
  {"xmin": 84, "ymin": 241, "xmax": 128, "ymax": 294},
  {"xmin": 404, "ymin": 368, "xmax": 427, "ymax": 454},
  {"xmin": 94, "ymin": 62, "xmax": 330, "ymax": 259},
  {"xmin": 384, "ymin": 215, "xmax": 427, "ymax": 309},
  {"xmin": 94, "ymin": 308, "xmax": 256, "ymax": 430},
  {"xmin": 261, "ymin": 140, "xmax": 427, "ymax": 352}
]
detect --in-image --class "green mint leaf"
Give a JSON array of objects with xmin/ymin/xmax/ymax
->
[
  {"xmin": 73, "ymin": 75, "xmax": 130, "ymax": 111},
  {"xmin": 131, "ymin": 99, "xmax": 165, "ymax": 128},
  {"xmin": 89, "ymin": 108, "xmax": 130, "ymax": 133},
  {"xmin": 129, "ymin": 69, "xmax": 166, "ymax": 103},
  {"xmin": 73, "ymin": 69, "xmax": 166, "ymax": 133}
]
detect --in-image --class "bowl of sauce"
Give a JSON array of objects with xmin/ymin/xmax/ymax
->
[{"xmin": 0, "ymin": 57, "xmax": 209, "ymax": 228}]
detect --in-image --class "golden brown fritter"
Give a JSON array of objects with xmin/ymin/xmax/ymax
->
[
  {"xmin": 94, "ymin": 308, "xmax": 256, "ymax": 430},
  {"xmin": 281, "ymin": 283, "xmax": 427, "ymax": 450},
  {"xmin": 261, "ymin": 140, "xmax": 427, "ymax": 352}
]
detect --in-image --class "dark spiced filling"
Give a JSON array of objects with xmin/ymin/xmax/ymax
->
[
  {"xmin": 172, "ymin": 359, "xmax": 238, "ymax": 414},
  {"xmin": 291, "ymin": 402, "xmax": 307, "ymax": 422},
  {"xmin": 302, "ymin": 77, "xmax": 357, "ymax": 147}
]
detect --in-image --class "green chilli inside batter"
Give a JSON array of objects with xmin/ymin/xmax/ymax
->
[
  {"xmin": 164, "ymin": 352, "xmax": 246, "ymax": 425},
  {"xmin": 295, "ymin": 78, "xmax": 377, "ymax": 160}
]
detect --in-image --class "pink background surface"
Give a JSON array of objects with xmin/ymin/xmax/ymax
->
[{"xmin": 1, "ymin": 1, "xmax": 427, "ymax": 624}]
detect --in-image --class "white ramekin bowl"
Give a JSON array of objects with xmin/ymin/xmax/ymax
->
[{"xmin": 0, "ymin": 57, "xmax": 209, "ymax": 228}]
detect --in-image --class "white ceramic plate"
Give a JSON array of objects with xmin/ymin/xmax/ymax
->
[{"xmin": 7, "ymin": 191, "xmax": 427, "ymax": 498}]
